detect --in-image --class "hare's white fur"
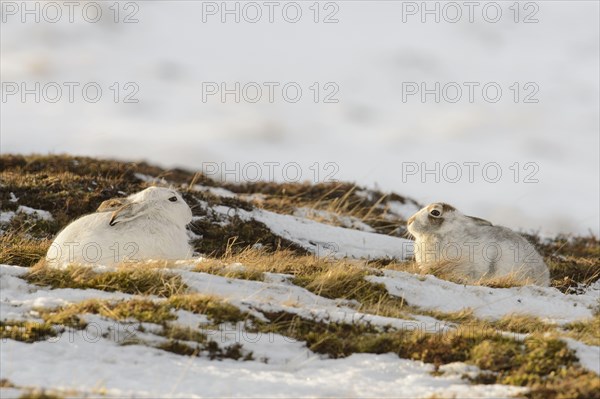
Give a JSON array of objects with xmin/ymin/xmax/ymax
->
[
  {"xmin": 46, "ymin": 187, "xmax": 193, "ymax": 268},
  {"xmin": 407, "ymin": 203, "xmax": 550, "ymax": 286}
]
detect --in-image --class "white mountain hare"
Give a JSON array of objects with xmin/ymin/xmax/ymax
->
[
  {"xmin": 46, "ymin": 187, "xmax": 193, "ymax": 268},
  {"xmin": 407, "ymin": 203, "xmax": 550, "ymax": 286}
]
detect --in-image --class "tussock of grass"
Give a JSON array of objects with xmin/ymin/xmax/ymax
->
[
  {"xmin": 194, "ymin": 260, "xmax": 265, "ymax": 281},
  {"xmin": 477, "ymin": 274, "xmax": 534, "ymax": 289},
  {"xmin": 493, "ymin": 314, "xmax": 556, "ymax": 335},
  {"xmin": 213, "ymin": 247, "xmax": 328, "ymax": 275},
  {"xmin": 0, "ymin": 320, "xmax": 59, "ymax": 343},
  {"xmin": 563, "ymin": 314, "xmax": 600, "ymax": 346},
  {"xmin": 0, "ymin": 231, "xmax": 50, "ymax": 267},
  {"xmin": 421, "ymin": 309, "xmax": 477, "ymax": 324},
  {"xmin": 25, "ymin": 264, "xmax": 188, "ymax": 297},
  {"xmin": 39, "ymin": 299, "xmax": 176, "ymax": 329},
  {"xmin": 293, "ymin": 264, "xmax": 409, "ymax": 319},
  {"xmin": 377, "ymin": 260, "xmax": 421, "ymax": 274},
  {"xmin": 420, "ymin": 310, "xmax": 555, "ymax": 336}
]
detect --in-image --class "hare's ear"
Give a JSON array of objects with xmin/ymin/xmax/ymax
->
[
  {"xmin": 109, "ymin": 202, "xmax": 150, "ymax": 226},
  {"xmin": 97, "ymin": 198, "xmax": 129, "ymax": 213},
  {"xmin": 466, "ymin": 215, "xmax": 493, "ymax": 226}
]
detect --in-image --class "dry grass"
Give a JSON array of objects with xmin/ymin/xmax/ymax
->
[
  {"xmin": 168, "ymin": 294, "xmax": 249, "ymax": 324},
  {"xmin": 547, "ymin": 256, "xmax": 600, "ymax": 293},
  {"xmin": 563, "ymin": 314, "xmax": 600, "ymax": 346},
  {"xmin": 492, "ymin": 314, "xmax": 556, "ymax": 335},
  {"xmin": 203, "ymin": 246, "xmax": 330, "ymax": 275},
  {"xmin": 294, "ymin": 264, "xmax": 409, "ymax": 319},
  {"xmin": 524, "ymin": 233, "xmax": 600, "ymax": 292},
  {"xmin": 39, "ymin": 298, "xmax": 176, "ymax": 329},
  {"xmin": 420, "ymin": 309, "xmax": 478, "ymax": 324},
  {"xmin": 416, "ymin": 309, "xmax": 557, "ymax": 345},
  {"xmin": 0, "ymin": 231, "xmax": 50, "ymax": 267},
  {"xmin": 25, "ymin": 263, "xmax": 188, "ymax": 297},
  {"xmin": 379, "ymin": 260, "xmax": 421, "ymax": 274},
  {"xmin": 194, "ymin": 257, "xmax": 265, "ymax": 281},
  {"xmin": 476, "ymin": 274, "xmax": 534, "ymax": 288}
]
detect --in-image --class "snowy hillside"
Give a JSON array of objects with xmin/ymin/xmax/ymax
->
[{"xmin": 1, "ymin": 155, "xmax": 599, "ymax": 398}]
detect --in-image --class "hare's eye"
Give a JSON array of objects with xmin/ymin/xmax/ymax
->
[
  {"xmin": 430, "ymin": 210, "xmax": 441, "ymax": 217},
  {"xmin": 169, "ymin": 196, "xmax": 178, "ymax": 202}
]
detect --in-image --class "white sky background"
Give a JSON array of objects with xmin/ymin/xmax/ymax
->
[{"xmin": 1, "ymin": 1, "xmax": 598, "ymax": 235}]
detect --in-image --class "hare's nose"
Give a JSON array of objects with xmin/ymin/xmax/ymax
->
[{"xmin": 407, "ymin": 215, "xmax": 415, "ymax": 225}]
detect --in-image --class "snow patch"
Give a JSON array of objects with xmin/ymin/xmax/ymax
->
[
  {"xmin": 0, "ymin": 265, "xmax": 136, "ymax": 321},
  {"xmin": 190, "ymin": 184, "xmax": 237, "ymax": 198},
  {"xmin": 0, "ymin": 211, "xmax": 16, "ymax": 224},
  {"xmin": 0, "ymin": 333, "xmax": 525, "ymax": 398},
  {"xmin": 294, "ymin": 207, "xmax": 376, "ymax": 232},
  {"xmin": 134, "ymin": 173, "xmax": 167, "ymax": 184},
  {"xmin": 564, "ymin": 338, "xmax": 600, "ymax": 375},
  {"xmin": 212, "ymin": 204, "xmax": 412, "ymax": 260}
]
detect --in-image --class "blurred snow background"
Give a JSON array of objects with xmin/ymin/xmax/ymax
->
[{"xmin": 1, "ymin": 0, "xmax": 598, "ymax": 235}]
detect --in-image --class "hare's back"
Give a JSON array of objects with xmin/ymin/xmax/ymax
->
[{"xmin": 53, "ymin": 212, "xmax": 113, "ymax": 244}]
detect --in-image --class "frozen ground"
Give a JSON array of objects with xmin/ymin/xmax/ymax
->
[
  {"xmin": 1, "ymin": 252, "xmax": 598, "ymax": 397},
  {"xmin": 1, "ymin": 1, "xmax": 599, "ymax": 235},
  {"xmin": 4, "ymin": 260, "xmax": 594, "ymax": 399}
]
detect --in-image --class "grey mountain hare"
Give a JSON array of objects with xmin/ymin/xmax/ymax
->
[
  {"xmin": 46, "ymin": 187, "xmax": 193, "ymax": 267},
  {"xmin": 407, "ymin": 203, "xmax": 550, "ymax": 286}
]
